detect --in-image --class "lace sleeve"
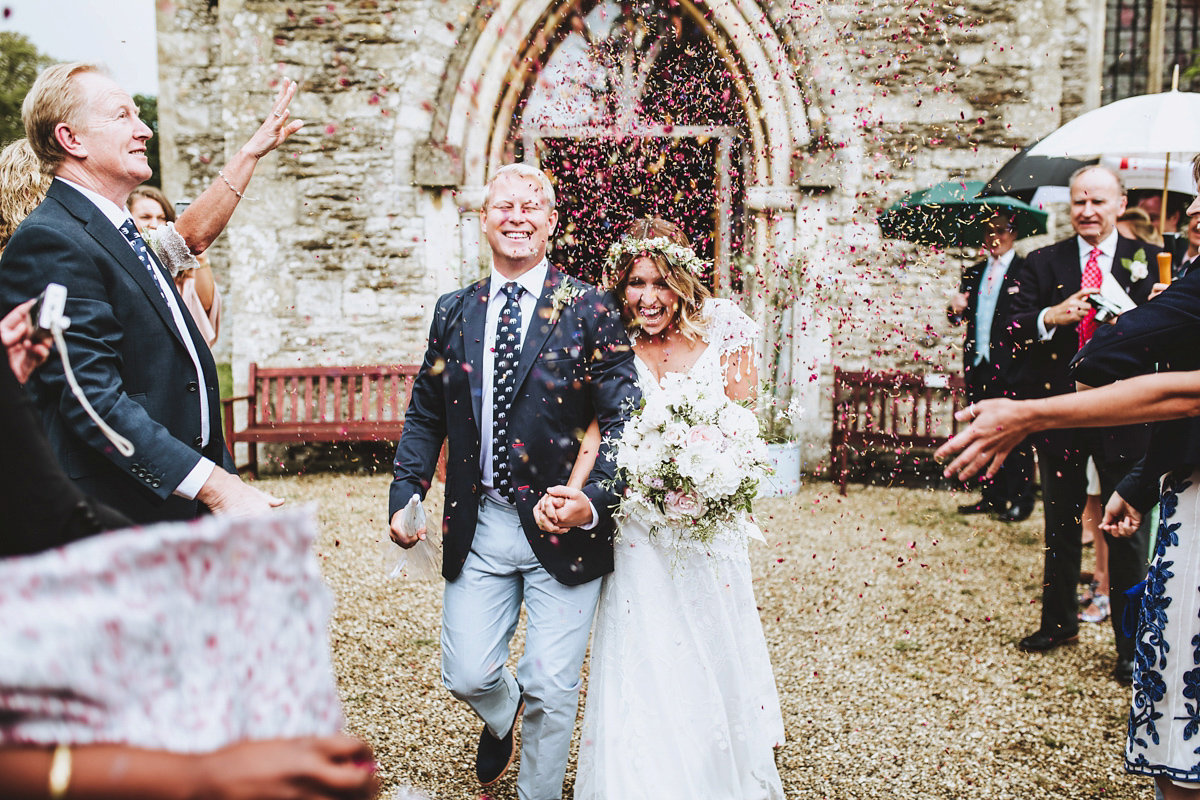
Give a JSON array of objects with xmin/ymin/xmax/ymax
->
[
  {"xmin": 703, "ymin": 298, "xmax": 760, "ymax": 357},
  {"xmin": 146, "ymin": 222, "xmax": 200, "ymax": 277}
]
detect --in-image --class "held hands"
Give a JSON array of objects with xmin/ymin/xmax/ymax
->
[
  {"xmin": 197, "ymin": 467, "xmax": 285, "ymax": 516},
  {"xmin": 534, "ymin": 486, "xmax": 592, "ymax": 534},
  {"xmin": 1045, "ymin": 287, "xmax": 1099, "ymax": 328},
  {"xmin": 242, "ymin": 78, "xmax": 305, "ymax": 160},
  {"xmin": 1101, "ymin": 491, "xmax": 1143, "ymax": 538},
  {"xmin": 192, "ymin": 735, "xmax": 378, "ymax": 800},
  {"xmin": 1, "ymin": 299, "xmax": 51, "ymax": 384}
]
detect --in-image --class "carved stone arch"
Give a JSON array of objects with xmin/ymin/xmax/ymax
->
[{"xmin": 425, "ymin": 0, "xmax": 815, "ymax": 283}]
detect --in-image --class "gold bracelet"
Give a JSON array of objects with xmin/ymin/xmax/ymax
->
[
  {"xmin": 217, "ymin": 169, "xmax": 254, "ymax": 201},
  {"xmin": 48, "ymin": 744, "xmax": 72, "ymax": 799}
]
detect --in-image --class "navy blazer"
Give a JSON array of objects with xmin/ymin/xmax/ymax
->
[
  {"xmin": 0, "ymin": 180, "xmax": 233, "ymax": 524},
  {"xmin": 389, "ymin": 268, "xmax": 639, "ymax": 586},
  {"xmin": 1005, "ymin": 234, "xmax": 1159, "ymax": 461},
  {"xmin": 1071, "ymin": 267, "xmax": 1200, "ymax": 510},
  {"xmin": 956, "ymin": 254, "xmax": 1025, "ymax": 384}
]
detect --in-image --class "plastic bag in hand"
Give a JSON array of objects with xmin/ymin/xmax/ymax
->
[{"xmin": 378, "ymin": 494, "xmax": 441, "ymax": 580}]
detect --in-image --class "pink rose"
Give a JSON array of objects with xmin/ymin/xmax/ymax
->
[
  {"xmin": 686, "ymin": 424, "xmax": 721, "ymax": 448},
  {"xmin": 664, "ymin": 489, "xmax": 706, "ymax": 520}
]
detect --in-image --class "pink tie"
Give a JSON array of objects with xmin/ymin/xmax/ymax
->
[{"xmin": 1078, "ymin": 247, "xmax": 1102, "ymax": 348}]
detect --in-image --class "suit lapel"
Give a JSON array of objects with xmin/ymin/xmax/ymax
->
[
  {"xmin": 463, "ymin": 280, "xmax": 488, "ymax": 427},
  {"xmin": 513, "ymin": 269, "xmax": 561, "ymax": 395},
  {"xmin": 1111, "ymin": 236, "xmax": 1140, "ymax": 294},
  {"xmin": 1052, "ymin": 237, "xmax": 1082, "ymax": 299},
  {"xmin": 51, "ymin": 182, "xmax": 188, "ymax": 348}
]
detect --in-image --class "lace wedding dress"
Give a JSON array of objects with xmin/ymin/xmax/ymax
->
[{"xmin": 574, "ymin": 298, "xmax": 785, "ymax": 799}]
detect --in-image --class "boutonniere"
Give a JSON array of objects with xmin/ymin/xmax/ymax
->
[
  {"xmin": 1121, "ymin": 248, "xmax": 1149, "ymax": 282},
  {"xmin": 548, "ymin": 279, "xmax": 585, "ymax": 322}
]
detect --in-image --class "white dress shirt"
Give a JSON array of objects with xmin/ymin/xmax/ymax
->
[
  {"xmin": 1036, "ymin": 229, "xmax": 1118, "ymax": 341},
  {"xmin": 56, "ymin": 178, "xmax": 214, "ymax": 498}
]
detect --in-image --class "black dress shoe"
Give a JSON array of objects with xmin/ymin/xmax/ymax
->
[
  {"xmin": 1018, "ymin": 629, "xmax": 1079, "ymax": 652},
  {"xmin": 1115, "ymin": 658, "xmax": 1135, "ymax": 685},
  {"xmin": 476, "ymin": 701, "xmax": 523, "ymax": 786},
  {"xmin": 999, "ymin": 502, "xmax": 1035, "ymax": 523},
  {"xmin": 957, "ymin": 500, "xmax": 1000, "ymax": 515}
]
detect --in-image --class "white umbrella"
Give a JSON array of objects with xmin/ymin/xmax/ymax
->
[{"xmin": 1027, "ymin": 89, "xmax": 1200, "ymax": 160}]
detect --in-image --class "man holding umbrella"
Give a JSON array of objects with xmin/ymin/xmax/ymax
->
[
  {"xmin": 1004, "ymin": 165, "xmax": 1158, "ymax": 683},
  {"xmin": 948, "ymin": 210, "xmax": 1035, "ymax": 522}
]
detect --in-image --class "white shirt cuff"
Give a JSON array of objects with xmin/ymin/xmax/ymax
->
[
  {"xmin": 580, "ymin": 501, "xmax": 599, "ymax": 530},
  {"xmin": 174, "ymin": 457, "xmax": 216, "ymax": 500},
  {"xmin": 1036, "ymin": 308, "xmax": 1056, "ymax": 341}
]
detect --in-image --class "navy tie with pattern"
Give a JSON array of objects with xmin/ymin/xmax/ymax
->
[
  {"xmin": 492, "ymin": 282, "xmax": 523, "ymax": 503},
  {"xmin": 118, "ymin": 219, "xmax": 167, "ymax": 302}
]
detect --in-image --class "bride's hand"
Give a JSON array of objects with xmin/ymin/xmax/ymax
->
[
  {"xmin": 533, "ymin": 493, "xmax": 566, "ymax": 533},
  {"xmin": 539, "ymin": 486, "xmax": 593, "ymax": 531}
]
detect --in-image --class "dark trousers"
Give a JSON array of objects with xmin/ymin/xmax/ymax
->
[
  {"xmin": 1035, "ymin": 431, "xmax": 1151, "ymax": 661},
  {"xmin": 967, "ymin": 360, "xmax": 1034, "ymax": 509}
]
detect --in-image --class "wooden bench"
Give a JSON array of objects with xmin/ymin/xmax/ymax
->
[
  {"xmin": 830, "ymin": 368, "xmax": 969, "ymax": 495},
  {"xmin": 222, "ymin": 363, "xmax": 421, "ymax": 478}
]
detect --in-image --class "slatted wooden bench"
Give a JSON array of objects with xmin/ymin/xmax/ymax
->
[
  {"xmin": 830, "ymin": 368, "xmax": 969, "ymax": 495},
  {"xmin": 222, "ymin": 363, "xmax": 422, "ymax": 478}
]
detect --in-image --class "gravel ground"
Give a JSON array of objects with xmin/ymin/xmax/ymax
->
[{"xmin": 257, "ymin": 473, "xmax": 1153, "ymax": 800}]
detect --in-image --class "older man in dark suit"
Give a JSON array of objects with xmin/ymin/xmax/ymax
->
[
  {"xmin": 1005, "ymin": 165, "xmax": 1159, "ymax": 682},
  {"xmin": 948, "ymin": 210, "xmax": 1035, "ymax": 522},
  {"xmin": 0, "ymin": 63, "xmax": 280, "ymax": 525}
]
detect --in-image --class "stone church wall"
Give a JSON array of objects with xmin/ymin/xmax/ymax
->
[{"xmin": 157, "ymin": 0, "xmax": 1104, "ymax": 471}]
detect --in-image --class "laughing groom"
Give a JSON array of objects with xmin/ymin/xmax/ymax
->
[{"xmin": 388, "ymin": 163, "xmax": 638, "ymax": 799}]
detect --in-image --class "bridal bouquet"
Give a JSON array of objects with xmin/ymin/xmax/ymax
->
[{"xmin": 612, "ymin": 372, "xmax": 770, "ymax": 544}]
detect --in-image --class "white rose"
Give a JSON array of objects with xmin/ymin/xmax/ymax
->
[
  {"xmin": 662, "ymin": 421, "xmax": 689, "ymax": 447},
  {"xmin": 718, "ymin": 403, "xmax": 757, "ymax": 439}
]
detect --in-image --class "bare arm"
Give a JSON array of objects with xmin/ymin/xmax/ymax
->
[
  {"xmin": 174, "ymin": 79, "xmax": 304, "ymax": 254},
  {"xmin": 566, "ymin": 419, "xmax": 601, "ymax": 490},
  {"xmin": 936, "ymin": 370, "xmax": 1200, "ymax": 481},
  {"xmin": 0, "ymin": 736, "xmax": 377, "ymax": 800},
  {"xmin": 190, "ymin": 252, "xmax": 216, "ymax": 312}
]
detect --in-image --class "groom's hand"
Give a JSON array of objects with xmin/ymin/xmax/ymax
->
[
  {"xmin": 389, "ymin": 510, "xmax": 426, "ymax": 548},
  {"xmin": 536, "ymin": 486, "xmax": 593, "ymax": 531}
]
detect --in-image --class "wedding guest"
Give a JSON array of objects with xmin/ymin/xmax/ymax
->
[
  {"xmin": 0, "ymin": 63, "xmax": 300, "ymax": 525},
  {"xmin": 1117, "ymin": 207, "xmax": 1164, "ymax": 248},
  {"xmin": 128, "ymin": 184, "xmax": 222, "ymax": 347},
  {"xmin": 939, "ymin": 173, "xmax": 1200, "ymax": 798},
  {"xmin": 0, "ymin": 138, "xmax": 51, "ymax": 253}
]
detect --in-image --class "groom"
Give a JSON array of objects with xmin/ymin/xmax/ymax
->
[{"xmin": 389, "ymin": 163, "xmax": 638, "ymax": 799}]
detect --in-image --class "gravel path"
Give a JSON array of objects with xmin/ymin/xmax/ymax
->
[{"xmin": 258, "ymin": 473, "xmax": 1151, "ymax": 799}]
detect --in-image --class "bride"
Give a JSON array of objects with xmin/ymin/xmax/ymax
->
[{"xmin": 534, "ymin": 218, "xmax": 785, "ymax": 798}]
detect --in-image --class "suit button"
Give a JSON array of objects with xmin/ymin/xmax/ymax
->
[
  {"xmin": 187, "ymin": 381, "xmax": 198, "ymax": 392},
  {"xmin": 151, "ymin": 479, "xmax": 161, "ymax": 489},
  {"xmin": 194, "ymin": 437, "xmax": 203, "ymax": 447}
]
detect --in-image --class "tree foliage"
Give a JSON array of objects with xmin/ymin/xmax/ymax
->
[
  {"xmin": 0, "ymin": 32, "xmax": 52, "ymax": 147},
  {"xmin": 134, "ymin": 93, "xmax": 160, "ymax": 186}
]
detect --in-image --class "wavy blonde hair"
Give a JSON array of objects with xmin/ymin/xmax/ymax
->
[
  {"xmin": 608, "ymin": 218, "xmax": 711, "ymax": 341},
  {"xmin": 0, "ymin": 138, "xmax": 51, "ymax": 252}
]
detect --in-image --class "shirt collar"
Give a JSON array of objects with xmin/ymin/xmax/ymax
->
[
  {"xmin": 1077, "ymin": 229, "xmax": 1119, "ymax": 261},
  {"xmin": 55, "ymin": 177, "xmax": 134, "ymax": 231},
  {"xmin": 490, "ymin": 259, "xmax": 549, "ymax": 301},
  {"xmin": 987, "ymin": 249, "xmax": 1016, "ymax": 270}
]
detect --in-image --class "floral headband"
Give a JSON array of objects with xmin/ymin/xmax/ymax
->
[{"xmin": 604, "ymin": 236, "xmax": 710, "ymax": 279}]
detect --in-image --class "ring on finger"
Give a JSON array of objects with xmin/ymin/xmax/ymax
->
[{"xmin": 273, "ymin": 111, "xmax": 283, "ymax": 117}]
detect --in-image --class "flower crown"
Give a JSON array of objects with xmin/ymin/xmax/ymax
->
[{"xmin": 604, "ymin": 236, "xmax": 710, "ymax": 278}]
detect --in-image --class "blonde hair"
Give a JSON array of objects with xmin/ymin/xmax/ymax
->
[
  {"xmin": 23, "ymin": 62, "xmax": 104, "ymax": 175},
  {"xmin": 484, "ymin": 163, "xmax": 556, "ymax": 211},
  {"xmin": 0, "ymin": 138, "xmax": 51, "ymax": 251},
  {"xmin": 1117, "ymin": 207, "xmax": 1164, "ymax": 247},
  {"xmin": 127, "ymin": 184, "xmax": 177, "ymax": 223},
  {"xmin": 609, "ymin": 218, "xmax": 711, "ymax": 341}
]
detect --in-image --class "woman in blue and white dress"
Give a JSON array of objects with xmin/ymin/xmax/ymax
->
[{"xmin": 536, "ymin": 218, "xmax": 785, "ymax": 799}]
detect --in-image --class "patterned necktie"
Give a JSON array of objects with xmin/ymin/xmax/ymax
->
[
  {"xmin": 492, "ymin": 282, "xmax": 523, "ymax": 503},
  {"xmin": 118, "ymin": 219, "xmax": 167, "ymax": 302},
  {"xmin": 1077, "ymin": 247, "xmax": 1103, "ymax": 349}
]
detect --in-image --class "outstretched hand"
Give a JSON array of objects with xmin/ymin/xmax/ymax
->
[
  {"xmin": 193, "ymin": 735, "xmax": 379, "ymax": 800},
  {"xmin": 197, "ymin": 468, "xmax": 285, "ymax": 516},
  {"xmin": 935, "ymin": 398, "xmax": 1035, "ymax": 482},
  {"xmin": 242, "ymin": 78, "xmax": 305, "ymax": 160}
]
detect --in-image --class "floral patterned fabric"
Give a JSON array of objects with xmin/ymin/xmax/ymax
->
[
  {"xmin": 1127, "ymin": 469, "xmax": 1200, "ymax": 782},
  {"xmin": 0, "ymin": 507, "xmax": 344, "ymax": 751}
]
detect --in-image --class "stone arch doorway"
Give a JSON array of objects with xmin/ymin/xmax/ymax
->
[
  {"xmin": 437, "ymin": 0, "xmax": 811, "ymax": 292},
  {"xmin": 508, "ymin": 0, "xmax": 749, "ymax": 289}
]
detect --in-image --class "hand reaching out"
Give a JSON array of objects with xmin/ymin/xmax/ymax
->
[{"xmin": 242, "ymin": 78, "xmax": 305, "ymax": 160}]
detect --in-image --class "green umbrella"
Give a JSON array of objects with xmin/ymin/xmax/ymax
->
[{"xmin": 878, "ymin": 180, "xmax": 1049, "ymax": 248}]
